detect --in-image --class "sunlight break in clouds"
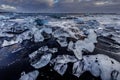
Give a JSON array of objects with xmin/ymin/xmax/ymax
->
[
  {"xmin": 0, "ymin": 4, "xmax": 16, "ymax": 11},
  {"xmin": 94, "ymin": 1, "xmax": 116, "ymax": 6},
  {"xmin": 36, "ymin": 0, "xmax": 59, "ymax": 7}
]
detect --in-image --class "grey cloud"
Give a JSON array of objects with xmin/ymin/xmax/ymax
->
[{"xmin": 0, "ymin": 0, "xmax": 120, "ymax": 13}]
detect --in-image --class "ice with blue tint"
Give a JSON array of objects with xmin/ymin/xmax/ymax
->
[
  {"xmin": 30, "ymin": 53, "xmax": 52, "ymax": 69},
  {"xmin": 19, "ymin": 70, "xmax": 39, "ymax": 80},
  {"xmin": 73, "ymin": 54, "xmax": 120, "ymax": 80}
]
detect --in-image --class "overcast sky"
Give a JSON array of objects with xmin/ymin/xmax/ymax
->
[{"xmin": 0, "ymin": 0, "xmax": 120, "ymax": 13}]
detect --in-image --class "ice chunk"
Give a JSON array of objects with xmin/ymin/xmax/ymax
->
[
  {"xmin": 29, "ymin": 51, "xmax": 38, "ymax": 59},
  {"xmin": 73, "ymin": 61, "xmax": 84, "ymax": 77},
  {"xmin": 87, "ymin": 29, "xmax": 97, "ymax": 43},
  {"xmin": 51, "ymin": 55, "xmax": 77, "ymax": 64},
  {"xmin": 93, "ymin": 55, "xmax": 120, "ymax": 80},
  {"xmin": 68, "ymin": 29, "xmax": 97, "ymax": 60},
  {"xmin": 19, "ymin": 70, "xmax": 39, "ymax": 80},
  {"xmin": 51, "ymin": 55, "xmax": 77, "ymax": 75},
  {"xmin": 57, "ymin": 37, "xmax": 68, "ymax": 47},
  {"xmin": 29, "ymin": 46, "xmax": 56, "ymax": 68},
  {"xmin": 31, "ymin": 54, "xmax": 52, "ymax": 69},
  {"xmin": 2, "ymin": 40, "xmax": 18, "ymax": 47},
  {"xmin": 16, "ymin": 31, "xmax": 33, "ymax": 43},
  {"xmin": 34, "ymin": 30, "xmax": 44, "ymax": 42},
  {"xmin": 39, "ymin": 46, "xmax": 49, "ymax": 52},
  {"xmin": 73, "ymin": 54, "xmax": 120, "ymax": 80},
  {"xmin": 54, "ymin": 63, "xmax": 68, "ymax": 75},
  {"xmin": 31, "ymin": 26, "xmax": 38, "ymax": 32},
  {"xmin": 49, "ymin": 48, "xmax": 58, "ymax": 53},
  {"xmin": 68, "ymin": 41, "xmax": 83, "ymax": 60},
  {"xmin": 41, "ymin": 27, "xmax": 52, "ymax": 34},
  {"xmin": 31, "ymin": 26, "xmax": 52, "ymax": 42}
]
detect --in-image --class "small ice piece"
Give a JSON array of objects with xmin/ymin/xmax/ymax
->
[
  {"xmin": 34, "ymin": 30, "xmax": 44, "ymax": 42},
  {"xmin": 73, "ymin": 61, "xmax": 84, "ymax": 77},
  {"xmin": 54, "ymin": 63, "xmax": 68, "ymax": 75},
  {"xmin": 39, "ymin": 46, "xmax": 49, "ymax": 52},
  {"xmin": 16, "ymin": 31, "xmax": 33, "ymax": 43},
  {"xmin": 41, "ymin": 27, "xmax": 52, "ymax": 34},
  {"xmin": 31, "ymin": 26, "xmax": 38, "ymax": 32},
  {"xmin": 31, "ymin": 54, "xmax": 52, "ymax": 69},
  {"xmin": 29, "ymin": 51, "xmax": 38, "ymax": 59},
  {"xmin": 57, "ymin": 37, "xmax": 68, "ymax": 47},
  {"xmin": 2, "ymin": 40, "xmax": 18, "ymax": 47},
  {"xmin": 19, "ymin": 70, "xmax": 39, "ymax": 80},
  {"xmin": 49, "ymin": 48, "xmax": 58, "ymax": 53},
  {"xmin": 51, "ymin": 55, "xmax": 77, "ymax": 64}
]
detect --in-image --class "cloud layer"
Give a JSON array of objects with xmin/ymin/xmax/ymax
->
[{"xmin": 0, "ymin": 0, "xmax": 120, "ymax": 13}]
